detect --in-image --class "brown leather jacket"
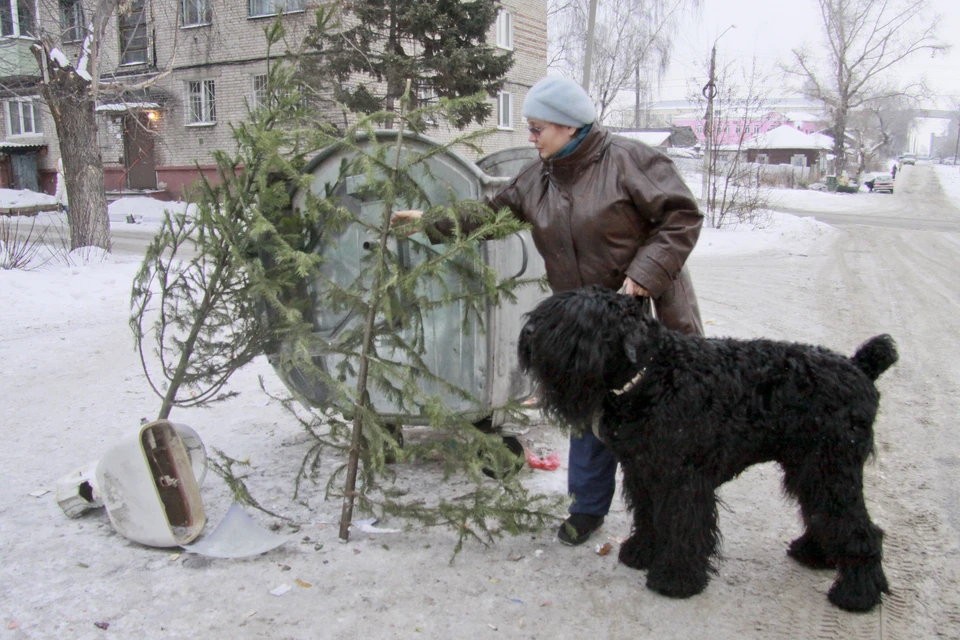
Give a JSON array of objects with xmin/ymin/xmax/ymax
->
[{"xmin": 489, "ymin": 123, "xmax": 704, "ymax": 336}]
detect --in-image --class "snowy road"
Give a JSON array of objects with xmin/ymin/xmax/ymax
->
[
  {"xmin": 2, "ymin": 165, "xmax": 960, "ymax": 638},
  {"xmin": 689, "ymin": 162, "xmax": 960, "ymax": 638},
  {"xmin": 775, "ymin": 162, "xmax": 960, "ymax": 232}
]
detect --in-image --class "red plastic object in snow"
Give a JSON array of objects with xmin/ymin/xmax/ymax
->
[{"xmin": 526, "ymin": 450, "xmax": 561, "ymax": 470}]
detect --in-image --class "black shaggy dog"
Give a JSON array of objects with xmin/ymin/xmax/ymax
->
[{"xmin": 518, "ymin": 286, "xmax": 898, "ymax": 612}]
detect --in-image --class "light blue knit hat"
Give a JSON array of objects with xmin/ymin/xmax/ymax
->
[{"xmin": 522, "ymin": 76, "xmax": 596, "ymax": 128}]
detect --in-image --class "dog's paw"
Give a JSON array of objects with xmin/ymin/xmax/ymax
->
[
  {"xmin": 646, "ymin": 562, "xmax": 710, "ymax": 599},
  {"xmin": 618, "ymin": 534, "xmax": 655, "ymax": 570},
  {"xmin": 787, "ymin": 532, "xmax": 835, "ymax": 570},
  {"xmin": 828, "ymin": 564, "xmax": 889, "ymax": 612}
]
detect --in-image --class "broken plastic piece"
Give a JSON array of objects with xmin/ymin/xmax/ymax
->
[
  {"xmin": 56, "ymin": 422, "xmax": 206, "ymax": 521},
  {"xmin": 181, "ymin": 502, "xmax": 295, "ymax": 558},
  {"xmin": 97, "ymin": 420, "xmax": 206, "ymax": 547},
  {"xmin": 56, "ymin": 461, "xmax": 104, "ymax": 518},
  {"xmin": 525, "ymin": 450, "xmax": 561, "ymax": 470},
  {"xmin": 351, "ymin": 518, "xmax": 400, "ymax": 534}
]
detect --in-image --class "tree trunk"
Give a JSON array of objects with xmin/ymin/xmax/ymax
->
[
  {"xmin": 833, "ymin": 109, "xmax": 847, "ymax": 176},
  {"xmin": 35, "ymin": 54, "xmax": 111, "ymax": 251}
]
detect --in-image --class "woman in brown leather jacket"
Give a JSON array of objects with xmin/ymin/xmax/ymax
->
[{"xmin": 395, "ymin": 75, "xmax": 704, "ymax": 546}]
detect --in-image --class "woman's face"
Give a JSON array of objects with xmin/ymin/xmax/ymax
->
[{"xmin": 527, "ymin": 119, "xmax": 578, "ymax": 160}]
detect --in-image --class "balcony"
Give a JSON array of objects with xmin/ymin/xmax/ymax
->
[{"xmin": 0, "ymin": 37, "xmax": 40, "ymax": 79}]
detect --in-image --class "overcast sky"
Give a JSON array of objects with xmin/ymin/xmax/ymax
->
[{"xmin": 654, "ymin": 0, "xmax": 960, "ymax": 111}]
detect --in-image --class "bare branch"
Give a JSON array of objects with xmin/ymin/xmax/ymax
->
[{"xmin": 783, "ymin": 0, "xmax": 948, "ymax": 173}]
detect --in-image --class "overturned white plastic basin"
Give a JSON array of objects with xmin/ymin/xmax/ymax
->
[{"xmin": 95, "ymin": 420, "xmax": 206, "ymax": 547}]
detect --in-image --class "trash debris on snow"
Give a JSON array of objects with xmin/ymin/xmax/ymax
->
[
  {"xmin": 595, "ymin": 542, "xmax": 613, "ymax": 556},
  {"xmin": 29, "ymin": 489, "xmax": 50, "ymax": 498},
  {"xmin": 55, "ymin": 461, "xmax": 103, "ymax": 517},
  {"xmin": 351, "ymin": 518, "xmax": 400, "ymax": 534},
  {"xmin": 96, "ymin": 421, "xmax": 206, "ymax": 547},
  {"xmin": 269, "ymin": 584, "xmax": 292, "ymax": 596},
  {"xmin": 55, "ymin": 420, "xmax": 208, "ymax": 547},
  {"xmin": 181, "ymin": 503, "xmax": 295, "ymax": 558},
  {"xmin": 525, "ymin": 450, "xmax": 561, "ymax": 470}
]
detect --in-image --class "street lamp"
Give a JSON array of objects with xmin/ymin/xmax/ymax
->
[{"xmin": 700, "ymin": 24, "xmax": 736, "ymax": 211}]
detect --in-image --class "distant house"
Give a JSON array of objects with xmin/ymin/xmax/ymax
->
[
  {"xmin": 743, "ymin": 125, "xmax": 833, "ymax": 167},
  {"xmin": 615, "ymin": 130, "xmax": 672, "ymax": 148},
  {"xmin": 671, "ymin": 109, "xmax": 829, "ymax": 147},
  {"xmin": 613, "ymin": 125, "xmax": 698, "ymax": 149}
]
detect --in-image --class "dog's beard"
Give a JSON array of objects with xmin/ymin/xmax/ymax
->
[{"xmin": 518, "ymin": 289, "xmax": 633, "ymax": 429}]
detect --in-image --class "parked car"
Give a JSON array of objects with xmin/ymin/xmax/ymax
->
[
  {"xmin": 869, "ymin": 174, "xmax": 895, "ymax": 193},
  {"xmin": 942, "ymin": 156, "xmax": 957, "ymax": 166},
  {"xmin": 901, "ymin": 153, "xmax": 917, "ymax": 165}
]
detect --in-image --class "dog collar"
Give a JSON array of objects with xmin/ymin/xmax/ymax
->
[
  {"xmin": 612, "ymin": 368, "xmax": 646, "ymax": 396},
  {"xmin": 592, "ymin": 368, "xmax": 647, "ymax": 441}
]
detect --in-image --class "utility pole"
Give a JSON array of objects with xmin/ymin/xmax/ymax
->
[
  {"xmin": 581, "ymin": 0, "xmax": 598, "ymax": 91},
  {"xmin": 700, "ymin": 25, "xmax": 735, "ymax": 212},
  {"xmin": 700, "ymin": 46, "xmax": 717, "ymax": 209},
  {"xmin": 953, "ymin": 108, "xmax": 960, "ymax": 169}
]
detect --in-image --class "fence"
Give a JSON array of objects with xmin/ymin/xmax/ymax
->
[{"xmin": 672, "ymin": 156, "xmax": 821, "ymax": 190}]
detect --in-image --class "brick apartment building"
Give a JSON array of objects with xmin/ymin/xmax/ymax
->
[{"xmin": 0, "ymin": 0, "xmax": 546, "ymax": 200}]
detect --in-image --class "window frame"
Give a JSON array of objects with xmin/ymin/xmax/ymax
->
[
  {"xmin": 252, "ymin": 74, "xmax": 269, "ymax": 110},
  {"xmin": 5, "ymin": 98, "xmax": 43, "ymax": 137},
  {"xmin": 495, "ymin": 10, "xmax": 513, "ymax": 50},
  {"xmin": 248, "ymin": 0, "xmax": 304, "ymax": 19},
  {"xmin": 1, "ymin": 0, "xmax": 36, "ymax": 38},
  {"xmin": 118, "ymin": 0, "xmax": 149, "ymax": 66},
  {"xmin": 60, "ymin": 0, "xmax": 84, "ymax": 42},
  {"xmin": 497, "ymin": 91, "xmax": 512, "ymax": 130},
  {"xmin": 186, "ymin": 79, "xmax": 216, "ymax": 126},
  {"xmin": 182, "ymin": 0, "xmax": 210, "ymax": 27}
]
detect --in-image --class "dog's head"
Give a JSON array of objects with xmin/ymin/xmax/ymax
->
[{"xmin": 519, "ymin": 286, "xmax": 656, "ymax": 428}]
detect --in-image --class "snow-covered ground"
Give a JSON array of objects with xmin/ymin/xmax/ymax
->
[{"xmin": 2, "ymin": 170, "xmax": 957, "ymax": 637}]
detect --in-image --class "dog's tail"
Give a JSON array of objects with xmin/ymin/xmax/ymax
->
[{"xmin": 852, "ymin": 334, "xmax": 898, "ymax": 381}]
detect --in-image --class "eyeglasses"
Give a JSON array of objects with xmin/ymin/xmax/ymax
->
[{"xmin": 527, "ymin": 124, "xmax": 552, "ymax": 137}]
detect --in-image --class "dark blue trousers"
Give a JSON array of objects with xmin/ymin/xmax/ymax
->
[{"xmin": 567, "ymin": 428, "xmax": 617, "ymax": 516}]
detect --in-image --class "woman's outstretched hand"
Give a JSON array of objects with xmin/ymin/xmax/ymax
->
[{"xmin": 390, "ymin": 209, "xmax": 424, "ymax": 226}]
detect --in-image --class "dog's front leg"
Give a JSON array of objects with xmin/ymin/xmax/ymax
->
[
  {"xmin": 644, "ymin": 477, "xmax": 720, "ymax": 599},
  {"xmin": 618, "ymin": 462, "xmax": 657, "ymax": 570}
]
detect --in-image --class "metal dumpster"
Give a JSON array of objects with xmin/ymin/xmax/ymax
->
[{"xmin": 272, "ymin": 134, "xmax": 546, "ymax": 429}]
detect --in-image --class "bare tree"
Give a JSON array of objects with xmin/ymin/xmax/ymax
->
[
  {"xmin": 785, "ymin": 0, "xmax": 949, "ymax": 174},
  {"xmin": 849, "ymin": 94, "xmax": 918, "ymax": 172},
  {"xmin": 19, "ymin": 0, "xmax": 178, "ymax": 251},
  {"xmin": 548, "ymin": 0, "xmax": 700, "ymax": 122},
  {"xmin": 690, "ymin": 55, "xmax": 772, "ymax": 228}
]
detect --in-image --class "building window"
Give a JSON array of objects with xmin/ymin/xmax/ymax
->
[
  {"xmin": 251, "ymin": 73, "xmax": 297, "ymax": 110},
  {"xmin": 119, "ymin": 0, "xmax": 148, "ymax": 65},
  {"xmin": 496, "ymin": 10, "xmax": 513, "ymax": 49},
  {"xmin": 182, "ymin": 0, "xmax": 210, "ymax": 26},
  {"xmin": 60, "ymin": 0, "xmax": 83, "ymax": 42},
  {"xmin": 416, "ymin": 84, "xmax": 436, "ymax": 123},
  {"xmin": 249, "ymin": 0, "xmax": 303, "ymax": 18},
  {"xmin": 253, "ymin": 74, "xmax": 269, "ymax": 110},
  {"xmin": 1, "ymin": 0, "xmax": 36, "ymax": 37},
  {"xmin": 497, "ymin": 91, "xmax": 512, "ymax": 129},
  {"xmin": 754, "ymin": 125, "xmax": 760, "ymax": 134},
  {"xmin": 188, "ymin": 80, "xmax": 216, "ymax": 124},
  {"xmin": 6, "ymin": 99, "xmax": 43, "ymax": 137}
]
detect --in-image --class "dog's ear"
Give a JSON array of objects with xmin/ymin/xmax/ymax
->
[
  {"xmin": 517, "ymin": 321, "xmax": 535, "ymax": 370},
  {"xmin": 622, "ymin": 319, "xmax": 647, "ymax": 365}
]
